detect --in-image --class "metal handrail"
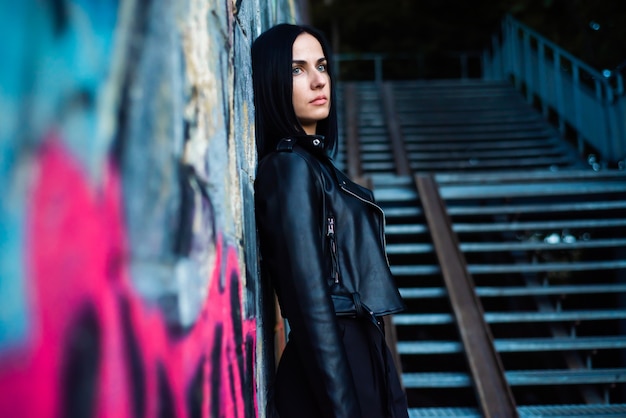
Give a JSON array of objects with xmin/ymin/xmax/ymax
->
[
  {"xmin": 483, "ymin": 14, "xmax": 626, "ymax": 166},
  {"xmin": 334, "ymin": 51, "xmax": 482, "ymax": 83}
]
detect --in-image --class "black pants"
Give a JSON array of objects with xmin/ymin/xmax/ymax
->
[{"xmin": 271, "ymin": 317, "xmax": 409, "ymax": 418}]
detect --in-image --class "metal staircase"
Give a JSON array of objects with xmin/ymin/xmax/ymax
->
[{"xmin": 336, "ymin": 79, "xmax": 626, "ymax": 417}]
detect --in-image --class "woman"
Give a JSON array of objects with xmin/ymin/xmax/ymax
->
[{"xmin": 252, "ymin": 23, "xmax": 409, "ymax": 418}]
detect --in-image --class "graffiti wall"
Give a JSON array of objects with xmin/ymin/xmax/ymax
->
[{"xmin": 0, "ymin": 0, "xmax": 304, "ymax": 417}]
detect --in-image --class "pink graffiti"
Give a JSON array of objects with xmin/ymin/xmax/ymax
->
[{"xmin": 0, "ymin": 133, "xmax": 257, "ymax": 418}]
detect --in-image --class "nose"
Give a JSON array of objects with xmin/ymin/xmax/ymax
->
[{"xmin": 311, "ymin": 71, "xmax": 326, "ymax": 89}]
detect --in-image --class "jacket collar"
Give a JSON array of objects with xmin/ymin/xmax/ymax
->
[{"xmin": 276, "ymin": 135, "xmax": 327, "ymax": 157}]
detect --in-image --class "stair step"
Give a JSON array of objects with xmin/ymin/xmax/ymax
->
[
  {"xmin": 409, "ymin": 155, "xmax": 575, "ymax": 170},
  {"xmin": 388, "ymin": 238, "xmax": 626, "ymax": 254},
  {"xmin": 398, "ymin": 336, "xmax": 626, "ymax": 354},
  {"xmin": 437, "ymin": 182, "xmax": 626, "ymax": 199},
  {"xmin": 399, "ymin": 283, "xmax": 626, "ymax": 299},
  {"xmin": 408, "ymin": 407, "xmax": 481, "ymax": 418},
  {"xmin": 408, "ymin": 404, "xmax": 626, "ymax": 418},
  {"xmin": 517, "ymin": 404, "xmax": 626, "ymax": 417},
  {"xmin": 386, "ymin": 219, "xmax": 626, "ymax": 234},
  {"xmin": 402, "ymin": 368, "xmax": 626, "ymax": 388},
  {"xmin": 394, "ymin": 310, "xmax": 626, "ymax": 326}
]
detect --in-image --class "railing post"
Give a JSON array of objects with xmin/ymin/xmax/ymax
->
[
  {"xmin": 553, "ymin": 52, "xmax": 566, "ymax": 135},
  {"xmin": 374, "ymin": 55, "xmax": 383, "ymax": 84},
  {"xmin": 614, "ymin": 96, "xmax": 626, "ymax": 164},
  {"xmin": 616, "ymin": 73, "xmax": 624, "ymax": 95},
  {"xmin": 481, "ymin": 49, "xmax": 490, "ymax": 80},
  {"xmin": 537, "ymin": 41, "xmax": 548, "ymax": 117},
  {"xmin": 460, "ymin": 52, "xmax": 468, "ymax": 79},
  {"xmin": 572, "ymin": 66, "xmax": 584, "ymax": 155},
  {"xmin": 523, "ymin": 31, "xmax": 533, "ymax": 104},
  {"xmin": 493, "ymin": 33, "xmax": 503, "ymax": 79},
  {"xmin": 603, "ymin": 82, "xmax": 616, "ymax": 165},
  {"xmin": 333, "ymin": 58, "xmax": 341, "ymax": 82},
  {"xmin": 417, "ymin": 53, "xmax": 425, "ymax": 78},
  {"xmin": 512, "ymin": 24, "xmax": 522, "ymax": 90},
  {"xmin": 502, "ymin": 18, "xmax": 510, "ymax": 78}
]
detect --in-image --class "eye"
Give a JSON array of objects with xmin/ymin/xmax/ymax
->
[
  {"xmin": 317, "ymin": 63, "xmax": 327, "ymax": 72},
  {"xmin": 292, "ymin": 67, "xmax": 302, "ymax": 75}
]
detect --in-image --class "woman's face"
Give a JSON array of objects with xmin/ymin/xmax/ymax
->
[{"xmin": 291, "ymin": 32, "xmax": 331, "ymax": 135}]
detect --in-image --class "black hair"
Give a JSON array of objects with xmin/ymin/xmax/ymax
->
[{"xmin": 251, "ymin": 23, "xmax": 338, "ymax": 161}]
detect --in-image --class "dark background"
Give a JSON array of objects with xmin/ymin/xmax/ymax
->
[{"xmin": 309, "ymin": 0, "xmax": 626, "ymax": 79}]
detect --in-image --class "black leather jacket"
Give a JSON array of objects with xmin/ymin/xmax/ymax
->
[{"xmin": 255, "ymin": 135, "xmax": 405, "ymax": 418}]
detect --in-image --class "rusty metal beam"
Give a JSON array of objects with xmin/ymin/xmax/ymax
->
[
  {"xmin": 344, "ymin": 82, "xmax": 364, "ymax": 182},
  {"xmin": 415, "ymin": 174, "xmax": 518, "ymax": 418},
  {"xmin": 361, "ymin": 175, "xmax": 404, "ymax": 388},
  {"xmin": 380, "ymin": 82, "xmax": 412, "ymax": 176},
  {"xmin": 382, "ymin": 315, "xmax": 405, "ymax": 391}
]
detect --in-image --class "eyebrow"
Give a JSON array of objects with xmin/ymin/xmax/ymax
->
[{"xmin": 292, "ymin": 57, "xmax": 327, "ymax": 65}]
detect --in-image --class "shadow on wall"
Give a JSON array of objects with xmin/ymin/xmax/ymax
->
[{"xmin": 0, "ymin": 0, "xmax": 303, "ymax": 416}]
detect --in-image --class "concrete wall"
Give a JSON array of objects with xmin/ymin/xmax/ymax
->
[{"xmin": 0, "ymin": 0, "xmax": 306, "ymax": 416}]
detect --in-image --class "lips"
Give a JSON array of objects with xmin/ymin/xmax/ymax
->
[{"xmin": 310, "ymin": 96, "xmax": 328, "ymax": 105}]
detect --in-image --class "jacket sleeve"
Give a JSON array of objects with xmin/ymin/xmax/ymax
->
[{"xmin": 255, "ymin": 152, "xmax": 361, "ymax": 418}]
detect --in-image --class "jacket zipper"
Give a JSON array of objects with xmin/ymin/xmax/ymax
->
[
  {"xmin": 338, "ymin": 183, "xmax": 391, "ymax": 267},
  {"xmin": 327, "ymin": 215, "xmax": 340, "ymax": 284}
]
